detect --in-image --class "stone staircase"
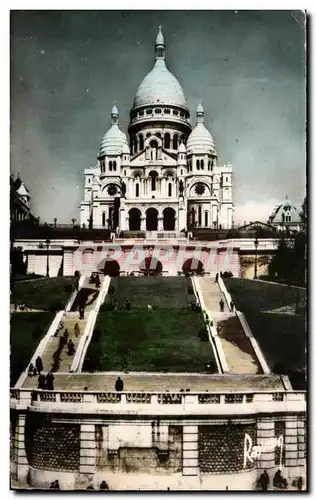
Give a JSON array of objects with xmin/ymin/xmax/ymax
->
[
  {"xmin": 195, "ymin": 277, "xmax": 224, "ymax": 312},
  {"xmin": 30, "ymin": 277, "xmax": 103, "ymax": 374},
  {"xmin": 195, "ymin": 277, "xmax": 261, "ymax": 374},
  {"xmin": 213, "ymin": 312, "xmax": 261, "ymax": 374}
]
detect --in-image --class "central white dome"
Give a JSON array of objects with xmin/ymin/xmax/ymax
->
[{"xmin": 133, "ymin": 60, "xmax": 187, "ymax": 109}]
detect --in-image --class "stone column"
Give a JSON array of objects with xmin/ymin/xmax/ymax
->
[
  {"xmin": 256, "ymin": 418, "xmax": 275, "ymax": 470},
  {"xmin": 158, "ymin": 216, "xmax": 164, "ymax": 231},
  {"xmin": 80, "ymin": 424, "xmax": 96, "ymax": 476},
  {"xmin": 182, "ymin": 425, "xmax": 199, "ymax": 476},
  {"xmin": 285, "ymin": 419, "xmax": 298, "ymax": 468},
  {"xmin": 140, "ymin": 217, "xmax": 146, "ymax": 231},
  {"xmin": 15, "ymin": 414, "xmax": 29, "ymax": 482}
]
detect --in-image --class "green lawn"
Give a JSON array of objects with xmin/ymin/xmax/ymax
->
[
  {"xmin": 10, "ymin": 312, "xmax": 54, "ymax": 386},
  {"xmin": 83, "ymin": 310, "xmax": 216, "ymax": 373},
  {"xmin": 10, "ymin": 277, "xmax": 77, "ymax": 311},
  {"xmin": 224, "ymin": 278, "xmax": 306, "ymax": 376},
  {"xmin": 108, "ymin": 276, "xmax": 193, "ymax": 309}
]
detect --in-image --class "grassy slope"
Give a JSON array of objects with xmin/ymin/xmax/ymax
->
[
  {"xmin": 224, "ymin": 278, "xmax": 306, "ymax": 372},
  {"xmin": 83, "ymin": 310, "xmax": 215, "ymax": 373},
  {"xmin": 10, "ymin": 312, "xmax": 54, "ymax": 386},
  {"xmin": 10, "ymin": 277, "xmax": 76, "ymax": 310},
  {"xmin": 110, "ymin": 276, "xmax": 191, "ymax": 309}
]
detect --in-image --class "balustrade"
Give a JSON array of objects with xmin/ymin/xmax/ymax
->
[
  {"xmin": 60, "ymin": 392, "xmax": 83, "ymax": 403},
  {"xmin": 198, "ymin": 394, "xmax": 220, "ymax": 404},
  {"xmin": 10, "ymin": 389, "xmax": 305, "ymax": 410}
]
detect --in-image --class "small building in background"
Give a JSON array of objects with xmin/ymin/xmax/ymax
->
[{"xmin": 268, "ymin": 196, "xmax": 302, "ymax": 232}]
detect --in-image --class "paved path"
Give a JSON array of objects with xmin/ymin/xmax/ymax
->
[
  {"xmin": 23, "ymin": 372, "xmax": 285, "ymax": 392},
  {"xmin": 26, "ymin": 280, "xmax": 101, "ymax": 375},
  {"xmin": 213, "ymin": 312, "xmax": 261, "ymax": 374},
  {"xmin": 196, "ymin": 278, "xmax": 261, "ymax": 374}
]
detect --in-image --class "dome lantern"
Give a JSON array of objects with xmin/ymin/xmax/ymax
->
[{"xmin": 155, "ymin": 26, "xmax": 165, "ymax": 60}]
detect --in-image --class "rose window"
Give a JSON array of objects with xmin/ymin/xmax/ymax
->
[
  {"xmin": 107, "ymin": 185, "xmax": 118, "ymax": 196},
  {"xmin": 195, "ymin": 183, "xmax": 205, "ymax": 195}
]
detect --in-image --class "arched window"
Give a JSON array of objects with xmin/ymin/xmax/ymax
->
[
  {"xmin": 168, "ymin": 183, "xmax": 172, "ymax": 197},
  {"xmin": 134, "ymin": 139, "xmax": 138, "ymax": 154},
  {"xmin": 113, "ymin": 161, "xmax": 116, "ymax": 171},
  {"xmin": 201, "ymin": 160, "xmax": 204, "ymax": 170},
  {"xmin": 109, "ymin": 161, "xmax": 112, "ymax": 171},
  {"xmin": 164, "ymin": 133, "xmax": 170, "ymax": 149},
  {"xmin": 208, "ymin": 161, "xmax": 211, "ymax": 171},
  {"xmin": 150, "ymin": 141, "xmax": 158, "ymax": 161},
  {"xmin": 135, "ymin": 183, "xmax": 139, "ymax": 197},
  {"xmin": 204, "ymin": 211, "xmax": 208, "ymax": 227},
  {"xmin": 197, "ymin": 160, "xmax": 200, "ymax": 170},
  {"xmin": 149, "ymin": 171, "xmax": 158, "ymax": 191},
  {"xmin": 139, "ymin": 135, "xmax": 144, "ymax": 150},
  {"xmin": 173, "ymin": 134, "xmax": 178, "ymax": 150},
  {"xmin": 102, "ymin": 212, "xmax": 106, "ymax": 227},
  {"xmin": 198, "ymin": 206, "xmax": 202, "ymax": 226}
]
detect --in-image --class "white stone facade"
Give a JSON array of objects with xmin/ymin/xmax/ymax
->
[{"xmin": 80, "ymin": 27, "xmax": 233, "ymax": 232}]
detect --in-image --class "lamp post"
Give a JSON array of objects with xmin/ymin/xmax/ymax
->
[
  {"xmin": 45, "ymin": 238, "xmax": 51, "ymax": 278},
  {"xmin": 254, "ymin": 236, "xmax": 259, "ymax": 280}
]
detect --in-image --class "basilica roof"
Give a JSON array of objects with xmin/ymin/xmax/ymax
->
[
  {"xmin": 99, "ymin": 106, "xmax": 128, "ymax": 156},
  {"xmin": 132, "ymin": 27, "xmax": 187, "ymax": 110},
  {"xmin": 186, "ymin": 103, "xmax": 216, "ymax": 155}
]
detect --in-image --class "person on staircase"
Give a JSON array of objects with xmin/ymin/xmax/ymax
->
[
  {"xmin": 74, "ymin": 323, "xmax": 80, "ymax": 337},
  {"xmin": 45, "ymin": 371, "xmax": 55, "ymax": 390},
  {"xmin": 35, "ymin": 356, "xmax": 43, "ymax": 374},
  {"xmin": 95, "ymin": 274, "xmax": 100, "ymax": 289},
  {"xmin": 219, "ymin": 298, "xmax": 225, "ymax": 312},
  {"xmin": 38, "ymin": 373, "xmax": 46, "ymax": 389},
  {"xmin": 230, "ymin": 300, "xmax": 235, "ymax": 312}
]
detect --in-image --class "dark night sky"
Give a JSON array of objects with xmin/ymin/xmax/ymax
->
[{"xmin": 10, "ymin": 10, "xmax": 306, "ymax": 224}]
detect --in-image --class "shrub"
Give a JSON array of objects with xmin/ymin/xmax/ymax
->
[
  {"xmin": 198, "ymin": 328, "xmax": 209, "ymax": 341},
  {"xmin": 108, "ymin": 285, "xmax": 115, "ymax": 295},
  {"xmin": 74, "ymin": 270, "xmax": 80, "ymax": 278}
]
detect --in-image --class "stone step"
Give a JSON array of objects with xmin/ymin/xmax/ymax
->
[{"xmin": 216, "ymin": 316, "xmax": 260, "ymax": 374}]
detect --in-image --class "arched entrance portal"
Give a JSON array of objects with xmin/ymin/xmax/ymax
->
[
  {"xmin": 163, "ymin": 207, "xmax": 176, "ymax": 230},
  {"xmin": 146, "ymin": 208, "xmax": 158, "ymax": 230},
  {"xmin": 140, "ymin": 257, "xmax": 163, "ymax": 276},
  {"xmin": 129, "ymin": 208, "xmax": 141, "ymax": 231},
  {"xmin": 102, "ymin": 259, "xmax": 120, "ymax": 277},
  {"xmin": 182, "ymin": 258, "xmax": 204, "ymax": 275}
]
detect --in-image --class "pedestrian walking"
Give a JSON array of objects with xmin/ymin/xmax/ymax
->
[
  {"xmin": 230, "ymin": 300, "xmax": 234, "ymax": 312},
  {"xmin": 45, "ymin": 371, "xmax": 55, "ymax": 390},
  {"xmin": 95, "ymin": 274, "xmax": 100, "ymax": 289},
  {"xmin": 215, "ymin": 273, "xmax": 219, "ymax": 283},
  {"xmin": 74, "ymin": 323, "xmax": 80, "ymax": 337},
  {"xmin": 35, "ymin": 356, "xmax": 43, "ymax": 374},
  {"xmin": 219, "ymin": 298, "xmax": 225, "ymax": 312},
  {"xmin": 38, "ymin": 373, "xmax": 46, "ymax": 390},
  {"xmin": 115, "ymin": 376, "xmax": 124, "ymax": 392}
]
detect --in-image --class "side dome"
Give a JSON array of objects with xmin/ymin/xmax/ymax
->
[
  {"xmin": 186, "ymin": 103, "xmax": 216, "ymax": 155},
  {"xmin": 99, "ymin": 106, "xmax": 128, "ymax": 156},
  {"xmin": 132, "ymin": 27, "xmax": 187, "ymax": 109}
]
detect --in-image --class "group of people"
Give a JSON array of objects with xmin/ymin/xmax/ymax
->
[
  {"xmin": 218, "ymin": 298, "xmax": 235, "ymax": 312},
  {"xmin": 38, "ymin": 371, "xmax": 55, "ymax": 390},
  {"xmin": 258, "ymin": 469, "xmax": 301, "ymax": 491},
  {"xmin": 28, "ymin": 356, "xmax": 43, "ymax": 377}
]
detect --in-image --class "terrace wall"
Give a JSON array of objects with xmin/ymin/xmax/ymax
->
[{"xmin": 10, "ymin": 390, "xmax": 306, "ymax": 490}]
